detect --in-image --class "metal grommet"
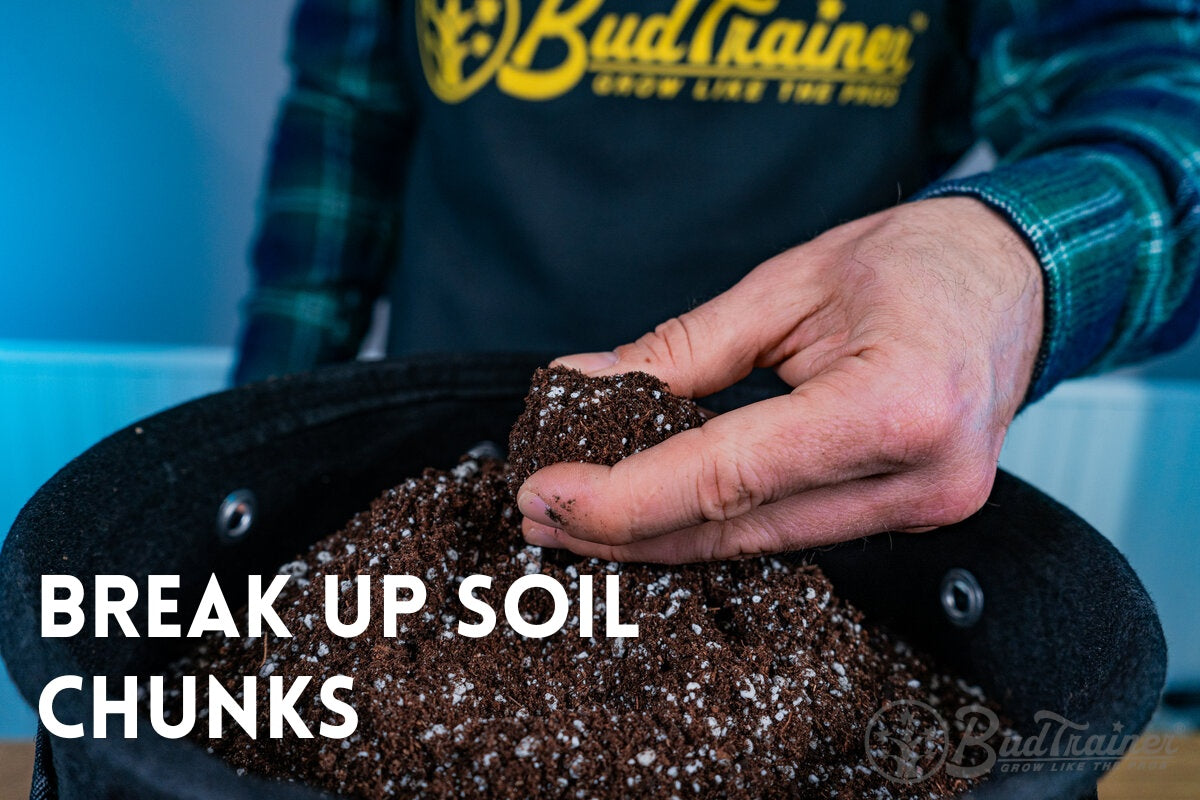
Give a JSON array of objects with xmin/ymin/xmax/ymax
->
[
  {"xmin": 940, "ymin": 567, "xmax": 984, "ymax": 628},
  {"xmin": 216, "ymin": 489, "xmax": 256, "ymax": 543}
]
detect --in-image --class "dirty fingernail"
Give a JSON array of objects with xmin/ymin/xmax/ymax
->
[
  {"xmin": 551, "ymin": 351, "xmax": 619, "ymax": 374},
  {"xmin": 518, "ymin": 489, "xmax": 560, "ymax": 528}
]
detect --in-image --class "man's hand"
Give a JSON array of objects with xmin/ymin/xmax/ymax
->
[{"xmin": 518, "ymin": 197, "xmax": 1044, "ymax": 563}]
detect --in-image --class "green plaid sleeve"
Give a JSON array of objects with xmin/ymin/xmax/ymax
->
[
  {"xmin": 234, "ymin": 0, "xmax": 411, "ymax": 386},
  {"xmin": 917, "ymin": 1, "xmax": 1200, "ymax": 403}
]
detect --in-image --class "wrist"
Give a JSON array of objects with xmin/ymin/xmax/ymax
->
[
  {"xmin": 898, "ymin": 196, "xmax": 1045, "ymax": 414},
  {"xmin": 908, "ymin": 195, "xmax": 1045, "ymax": 410}
]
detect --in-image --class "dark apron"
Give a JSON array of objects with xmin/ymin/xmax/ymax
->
[{"xmin": 388, "ymin": 0, "xmax": 974, "ymax": 355}]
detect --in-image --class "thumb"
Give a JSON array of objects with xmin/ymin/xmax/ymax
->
[{"xmin": 554, "ymin": 289, "xmax": 777, "ymax": 398}]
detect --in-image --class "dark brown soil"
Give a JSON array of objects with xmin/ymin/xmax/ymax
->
[
  {"xmin": 506, "ymin": 367, "xmax": 705, "ymax": 495},
  {"xmin": 168, "ymin": 368, "xmax": 1010, "ymax": 798}
]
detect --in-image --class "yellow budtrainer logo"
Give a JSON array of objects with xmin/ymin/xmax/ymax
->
[
  {"xmin": 419, "ymin": 0, "xmax": 925, "ymax": 107},
  {"xmin": 417, "ymin": 0, "xmax": 521, "ymax": 103}
]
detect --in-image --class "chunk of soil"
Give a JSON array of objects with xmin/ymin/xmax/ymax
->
[{"xmin": 506, "ymin": 367, "xmax": 705, "ymax": 496}]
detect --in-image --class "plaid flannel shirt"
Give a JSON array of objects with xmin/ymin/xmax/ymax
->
[{"xmin": 234, "ymin": 0, "xmax": 1200, "ymax": 405}]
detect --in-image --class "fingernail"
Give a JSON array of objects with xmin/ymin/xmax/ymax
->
[
  {"xmin": 518, "ymin": 489, "xmax": 561, "ymax": 527},
  {"xmin": 551, "ymin": 351, "xmax": 619, "ymax": 375},
  {"xmin": 523, "ymin": 521, "xmax": 562, "ymax": 548}
]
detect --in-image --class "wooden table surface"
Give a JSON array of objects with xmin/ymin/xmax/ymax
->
[
  {"xmin": 0, "ymin": 744, "xmax": 32, "ymax": 800},
  {"xmin": 2, "ymin": 736, "xmax": 1198, "ymax": 798}
]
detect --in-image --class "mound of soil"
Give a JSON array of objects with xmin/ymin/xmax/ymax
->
[{"xmin": 169, "ymin": 367, "xmax": 1009, "ymax": 798}]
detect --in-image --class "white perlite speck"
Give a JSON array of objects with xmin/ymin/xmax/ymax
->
[
  {"xmin": 277, "ymin": 560, "xmax": 308, "ymax": 578},
  {"xmin": 451, "ymin": 680, "xmax": 474, "ymax": 705}
]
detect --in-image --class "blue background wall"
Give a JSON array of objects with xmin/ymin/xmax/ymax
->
[
  {"xmin": 0, "ymin": 2, "xmax": 292, "ymax": 739},
  {"xmin": 0, "ymin": 1, "xmax": 291, "ymax": 346}
]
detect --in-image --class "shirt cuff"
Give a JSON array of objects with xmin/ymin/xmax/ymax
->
[{"xmin": 913, "ymin": 149, "xmax": 1141, "ymax": 404}]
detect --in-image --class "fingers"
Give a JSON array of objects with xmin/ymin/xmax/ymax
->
[
  {"xmin": 553, "ymin": 259, "xmax": 821, "ymax": 398},
  {"xmin": 517, "ymin": 359, "xmax": 917, "ymax": 546},
  {"xmin": 520, "ymin": 472, "xmax": 946, "ymax": 564}
]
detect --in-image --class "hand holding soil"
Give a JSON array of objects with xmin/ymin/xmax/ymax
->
[{"xmin": 519, "ymin": 197, "xmax": 1044, "ymax": 563}]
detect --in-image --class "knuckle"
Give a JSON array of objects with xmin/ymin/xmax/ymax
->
[
  {"xmin": 607, "ymin": 527, "xmax": 639, "ymax": 546},
  {"xmin": 720, "ymin": 518, "xmax": 780, "ymax": 560},
  {"xmin": 588, "ymin": 515, "xmax": 639, "ymax": 547},
  {"xmin": 693, "ymin": 447, "xmax": 761, "ymax": 523},
  {"xmin": 916, "ymin": 464, "xmax": 995, "ymax": 526},
  {"xmin": 627, "ymin": 315, "xmax": 702, "ymax": 372},
  {"xmin": 875, "ymin": 389, "xmax": 961, "ymax": 468},
  {"xmin": 603, "ymin": 544, "xmax": 637, "ymax": 563}
]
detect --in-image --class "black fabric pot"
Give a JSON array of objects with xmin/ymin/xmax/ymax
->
[{"xmin": 0, "ymin": 354, "xmax": 1166, "ymax": 800}]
